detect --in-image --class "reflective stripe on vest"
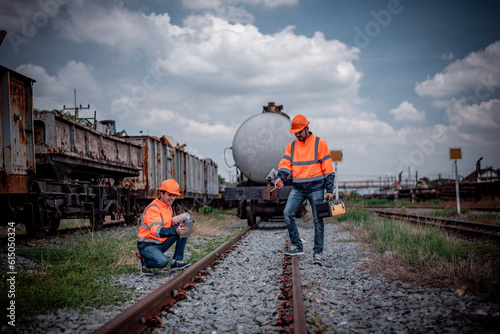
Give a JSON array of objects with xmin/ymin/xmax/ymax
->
[
  {"xmin": 290, "ymin": 136, "xmax": 332, "ymax": 183},
  {"xmin": 137, "ymin": 201, "xmax": 171, "ymax": 244}
]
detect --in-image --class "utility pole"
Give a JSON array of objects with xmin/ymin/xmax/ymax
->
[
  {"xmin": 63, "ymin": 89, "xmax": 90, "ymax": 121},
  {"xmin": 476, "ymin": 157, "xmax": 483, "ymax": 182}
]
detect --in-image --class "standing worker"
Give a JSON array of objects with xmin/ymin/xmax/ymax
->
[
  {"xmin": 274, "ymin": 115, "xmax": 334, "ymax": 266},
  {"xmin": 137, "ymin": 179, "xmax": 191, "ymax": 275}
]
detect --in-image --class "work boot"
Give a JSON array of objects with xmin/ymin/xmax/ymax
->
[
  {"xmin": 170, "ymin": 260, "xmax": 191, "ymax": 271},
  {"xmin": 140, "ymin": 259, "xmax": 153, "ymax": 276},
  {"xmin": 284, "ymin": 245, "xmax": 304, "ymax": 256},
  {"xmin": 313, "ymin": 253, "xmax": 323, "ymax": 266}
]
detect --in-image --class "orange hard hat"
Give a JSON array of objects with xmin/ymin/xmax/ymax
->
[
  {"xmin": 290, "ymin": 115, "xmax": 310, "ymax": 133},
  {"xmin": 159, "ymin": 179, "xmax": 181, "ymax": 195}
]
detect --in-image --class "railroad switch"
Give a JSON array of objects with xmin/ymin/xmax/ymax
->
[{"xmin": 140, "ymin": 315, "xmax": 162, "ymax": 327}]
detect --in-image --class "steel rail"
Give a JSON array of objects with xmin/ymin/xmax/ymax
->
[
  {"xmin": 370, "ymin": 209, "xmax": 500, "ymax": 240},
  {"xmin": 291, "ymin": 256, "xmax": 307, "ymax": 334},
  {"xmin": 351, "ymin": 205, "xmax": 500, "ymax": 212},
  {"xmin": 94, "ymin": 226, "xmax": 252, "ymax": 334}
]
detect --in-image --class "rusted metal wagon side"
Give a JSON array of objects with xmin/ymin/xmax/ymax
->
[
  {"xmin": 0, "ymin": 65, "xmax": 36, "ymax": 195},
  {"xmin": 1, "ymin": 65, "xmax": 143, "ymax": 237},
  {"xmin": 1, "ymin": 65, "xmax": 40, "ymax": 235},
  {"xmin": 123, "ymin": 135, "xmax": 219, "ymax": 214},
  {"xmin": 32, "ymin": 111, "xmax": 143, "ymax": 234}
]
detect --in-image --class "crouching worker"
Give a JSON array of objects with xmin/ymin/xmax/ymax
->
[{"xmin": 137, "ymin": 179, "xmax": 191, "ymax": 276}]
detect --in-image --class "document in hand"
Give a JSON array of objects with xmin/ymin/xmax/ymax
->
[{"xmin": 179, "ymin": 220, "xmax": 194, "ymax": 238}]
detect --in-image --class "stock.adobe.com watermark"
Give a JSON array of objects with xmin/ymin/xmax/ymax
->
[
  {"xmin": 111, "ymin": 66, "xmax": 170, "ymax": 119},
  {"xmin": 6, "ymin": 222, "xmax": 17, "ymax": 327},
  {"xmin": 353, "ymin": 0, "xmax": 410, "ymax": 49},
  {"xmin": 397, "ymin": 73, "xmax": 498, "ymax": 173},
  {"xmin": 6, "ymin": 0, "xmax": 70, "ymax": 53}
]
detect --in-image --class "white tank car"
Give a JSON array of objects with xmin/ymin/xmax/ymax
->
[{"xmin": 232, "ymin": 104, "xmax": 295, "ymax": 184}]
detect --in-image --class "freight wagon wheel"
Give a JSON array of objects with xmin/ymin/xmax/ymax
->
[
  {"xmin": 91, "ymin": 210, "xmax": 105, "ymax": 230},
  {"xmin": 124, "ymin": 214, "xmax": 137, "ymax": 226},
  {"xmin": 48, "ymin": 217, "xmax": 61, "ymax": 235},
  {"xmin": 245, "ymin": 201, "xmax": 257, "ymax": 227},
  {"xmin": 25, "ymin": 202, "xmax": 48, "ymax": 239}
]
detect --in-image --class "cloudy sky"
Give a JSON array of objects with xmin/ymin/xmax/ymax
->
[{"xmin": 1, "ymin": 0, "xmax": 499, "ymax": 184}]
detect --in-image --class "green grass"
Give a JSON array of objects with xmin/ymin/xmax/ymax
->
[
  {"xmin": 347, "ymin": 198, "xmax": 413, "ymax": 207},
  {"xmin": 430, "ymin": 207, "xmax": 470, "ymax": 216},
  {"xmin": 428, "ymin": 209, "xmax": 500, "ymax": 225},
  {"xmin": 337, "ymin": 207, "xmax": 500, "ymax": 300},
  {"xmin": 427, "ymin": 199, "xmax": 443, "ymax": 205},
  {"xmin": 0, "ymin": 209, "xmax": 241, "ymax": 328},
  {"xmin": 0, "ymin": 231, "xmax": 138, "ymax": 326},
  {"xmin": 339, "ymin": 208, "xmax": 473, "ymax": 264},
  {"xmin": 187, "ymin": 231, "xmax": 242, "ymax": 264}
]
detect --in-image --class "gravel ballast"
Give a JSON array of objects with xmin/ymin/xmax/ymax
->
[{"xmin": 18, "ymin": 220, "xmax": 500, "ymax": 333}]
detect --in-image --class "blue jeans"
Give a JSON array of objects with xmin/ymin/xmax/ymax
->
[
  {"xmin": 139, "ymin": 235, "xmax": 187, "ymax": 268},
  {"xmin": 283, "ymin": 188, "xmax": 325, "ymax": 254}
]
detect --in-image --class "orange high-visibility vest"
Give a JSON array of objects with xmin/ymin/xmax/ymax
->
[
  {"xmin": 137, "ymin": 198, "xmax": 173, "ymax": 244},
  {"xmin": 278, "ymin": 133, "xmax": 334, "ymax": 183}
]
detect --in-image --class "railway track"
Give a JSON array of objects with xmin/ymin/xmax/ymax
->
[
  {"xmin": 370, "ymin": 209, "xmax": 500, "ymax": 240},
  {"xmin": 94, "ymin": 225, "xmax": 308, "ymax": 334},
  {"xmin": 18, "ymin": 219, "xmax": 500, "ymax": 333}
]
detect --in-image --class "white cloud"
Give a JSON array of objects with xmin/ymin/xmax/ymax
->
[
  {"xmin": 134, "ymin": 107, "xmax": 238, "ymax": 142},
  {"xmin": 54, "ymin": 2, "xmax": 170, "ymax": 57},
  {"xmin": 390, "ymin": 101, "xmax": 425, "ymax": 121},
  {"xmin": 53, "ymin": 3, "xmax": 362, "ymax": 108},
  {"xmin": 415, "ymin": 41, "xmax": 500, "ymax": 98},
  {"xmin": 156, "ymin": 18, "xmax": 361, "ymax": 103},
  {"xmin": 15, "ymin": 61, "xmax": 101, "ymax": 110},
  {"xmin": 440, "ymin": 51, "xmax": 453, "ymax": 61},
  {"xmin": 442, "ymin": 98, "xmax": 500, "ymax": 131},
  {"xmin": 182, "ymin": 0, "xmax": 298, "ymax": 10}
]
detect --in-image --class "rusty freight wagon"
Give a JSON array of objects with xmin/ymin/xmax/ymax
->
[
  {"xmin": 123, "ymin": 135, "xmax": 219, "ymax": 213},
  {"xmin": 1, "ymin": 65, "xmax": 143, "ymax": 237}
]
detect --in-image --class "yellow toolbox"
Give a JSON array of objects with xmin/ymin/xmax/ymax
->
[{"xmin": 315, "ymin": 199, "xmax": 346, "ymax": 218}]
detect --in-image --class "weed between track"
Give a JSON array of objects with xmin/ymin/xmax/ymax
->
[{"xmin": 335, "ymin": 207, "xmax": 500, "ymax": 301}]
